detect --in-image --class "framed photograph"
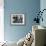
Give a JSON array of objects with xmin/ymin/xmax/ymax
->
[{"xmin": 11, "ymin": 14, "xmax": 25, "ymax": 25}]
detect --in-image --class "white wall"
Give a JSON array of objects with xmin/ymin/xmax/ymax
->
[
  {"xmin": 0, "ymin": 0, "xmax": 4, "ymax": 42},
  {"xmin": 40, "ymin": 0, "xmax": 46, "ymax": 9}
]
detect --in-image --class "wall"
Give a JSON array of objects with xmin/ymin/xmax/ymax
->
[
  {"xmin": 4, "ymin": 0, "xmax": 40, "ymax": 42},
  {"xmin": 0, "ymin": 0, "xmax": 4, "ymax": 42}
]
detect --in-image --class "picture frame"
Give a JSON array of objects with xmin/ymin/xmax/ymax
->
[{"xmin": 11, "ymin": 14, "xmax": 25, "ymax": 25}]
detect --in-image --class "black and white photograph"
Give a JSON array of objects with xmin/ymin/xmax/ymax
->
[{"xmin": 11, "ymin": 14, "xmax": 25, "ymax": 25}]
